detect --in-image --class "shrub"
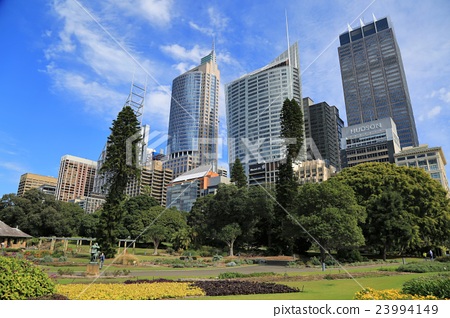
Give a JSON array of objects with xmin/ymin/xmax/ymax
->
[
  {"xmin": 218, "ymin": 272, "xmax": 278, "ymax": 279},
  {"xmin": 435, "ymin": 256, "xmax": 450, "ymax": 263},
  {"xmin": 396, "ymin": 262, "xmax": 449, "ymax": 273},
  {"xmin": 40, "ymin": 255, "xmax": 54, "ymax": 263},
  {"xmin": 0, "ymin": 256, "xmax": 55, "ymax": 299},
  {"xmin": 309, "ymin": 256, "xmax": 321, "ymax": 266},
  {"xmin": 337, "ymin": 249, "xmax": 363, "ymax": 263},
  {"xmin": 114, "ymin": 254, "xmax": 139, "ymax": 265},
  {"xmin": 402, "ymin": 275, "xmax": 450, "ymax": 299},
  {"xmin": 212, "ymin": 254, "xmax": 223, "ymax": 262},
  {"xmin": 192, "ymin": 280, "xmax": 299, "ymax": 296},
  {"xmin": 58, "ymin": 256, "xmax": 68, "ymax": 262},
  {"xmin": 57, "ymin": 268, "xmax": 74, "ymax": 276}
]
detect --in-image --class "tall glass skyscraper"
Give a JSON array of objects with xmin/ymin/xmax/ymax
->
[
  {"xmin": 165, "ymin": 49, "xmax": 220, "ymax": 178},
  {"xmin": 338, "ymin": 16, "xmax": 419, "ymax": 148},
  {"xmin": 226, "ymin": 43, "xmax": 304, "ymax": 182}
]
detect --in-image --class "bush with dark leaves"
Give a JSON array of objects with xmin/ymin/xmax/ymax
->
[{"xmin": 192, "ymin": 280, "xmax": 299, "ymax": 296}]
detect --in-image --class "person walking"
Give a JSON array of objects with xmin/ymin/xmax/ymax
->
[
  {"xmin": 429, "ymin": 249, "xmax": 433, "ymax": 261},
  {"xmin": 99, "ymin": 252, "xmax": 105, "ymax": 269}
]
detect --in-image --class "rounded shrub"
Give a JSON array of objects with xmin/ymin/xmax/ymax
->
[
  {"xmin": 0, "ymin": 256, "xmax": 55, "ymax": 299},
  {"xmin": 402, "ymin": 275, "xmax": 450, "ymax": 299}
]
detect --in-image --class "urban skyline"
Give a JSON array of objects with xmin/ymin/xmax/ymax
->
[{"xmin": 1, "ymin": 0, "xmax": 450, "ymax": 195}]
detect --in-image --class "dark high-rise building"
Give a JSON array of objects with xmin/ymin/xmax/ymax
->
[
  {"xmin": 303, "ymin": 97, "xmax": 344, "ymax": 171},
  {"xmin": 338, "ymin": 16, "xmax": 419, "ymax": 148}
]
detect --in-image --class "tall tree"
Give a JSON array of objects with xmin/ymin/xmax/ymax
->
[
  {"xmin": 274, "ymin": 98, "xmax": 305, "ymax": 254},
  {"xmin": 230, "ymin": 157, "xmax": 247, "ymax": 188},
  {"xmin": 96, "ymin": 106, "xmax": 142, "ymax": 257},
  {"xmin": 292, "ymin": 179, "xmax": 366, "ymax": 265},
  {"xmin": 280, "ymin": 98, "xmax": 304, "ymax": 161}
]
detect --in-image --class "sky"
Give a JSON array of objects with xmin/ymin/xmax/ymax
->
[{"xmin": 0, "ymin": 0, "xmax": 449, "ymax": 196}]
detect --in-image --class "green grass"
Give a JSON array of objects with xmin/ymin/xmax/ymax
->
[{"xmin": 194, "ymin": 273, "xmax": 435, "ymax": 300}]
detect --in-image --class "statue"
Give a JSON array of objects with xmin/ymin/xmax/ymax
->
[{"xmin": 90, "ymin": 243, "xmax": 100, "ymax": 263}]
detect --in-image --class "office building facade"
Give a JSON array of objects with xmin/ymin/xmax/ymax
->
[
  {"xmin": 341, "ymin": 117, "xmax": 401, "ymax": 168},
  {"xmin": 303, "ymin": 97, "xmax": 344, "ymax": 170},
  {"xmin": 125, "ymin": 159, "xmax": 173, "ymax": 206},
  {"xmin": 165, "ymin": 49, "xmax": 220, "ymax": 178},
  {"xmin": 293, "ymin": 159, "xmax": 337, "ymax": 185},
  {"xmin": 17, "ymin": 173, "xmax": 57, "ymax": 197},
  {"xmin": 55, "ymin": 155, "xmax": 97, "ymax": 202},
  {"xmin": 226, "ymin": 43, "xmax": 305, "ymax": 182},
  {"xmin": 394, "ymin": 145, "xmax": 449, "ymax": 192},
  {"xmin": 338, "ymin": 16, "xmax": 419, "ymax": 148}
]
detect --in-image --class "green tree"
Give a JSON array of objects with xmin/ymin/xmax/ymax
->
[
  {"xmin": 230, "ymin": 157, "xmax": 247, "ymax": 188},
  {"xmin": 335, "ymin": 162, "xmax": 450, "ymax": 253},
  {"xmin": 188, "ymin": 195, "xmax": 214, "ymax": 248},
  {"xmin": 96, "ymin": 106, "xmax": 142, "ymax": 257},
  {"xmin": 274, "ymin": 98, "xmax": 305, "ymax": 254},
  {"xmin": 280, "ymin": 98, "xmax": 304, "ymax": 160},
  {"xmin": 367, "ymin": 187, "xmax": 418, "ymax": 260},
  {"xmin": 0, "ymin": 189, "xmax": 85, "ymax": 237},
  {"xmin": 218, "ymin": 223, "xmax": 242, "ymax": 257},
  {"xmin": 141, "ymin": 206, "xmax": 189, "ymax": 255},
  {"xmin": 292, "ymin": 179, "xmax": 366, "ymax": 265}
]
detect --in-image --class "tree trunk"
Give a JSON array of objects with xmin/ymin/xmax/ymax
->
[
  {"xmin": 229, "ymin": 240, "xmax": 234, "ymax": 257},
  {"xmin": 153, "ymin": 239, "xmax": 159, "ymax": 255}
]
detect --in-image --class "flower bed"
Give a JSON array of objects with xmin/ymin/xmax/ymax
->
[
  {"xmin": 354, "ymin": 288, "xmax": 438, "ymax": 300},
  {"xmin": 56, "ymin": 282, "xmax": 205, "ymax": 300}
]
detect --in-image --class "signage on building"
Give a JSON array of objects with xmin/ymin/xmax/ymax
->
[
  {"xmin": 249, "ymin": 163, "xmax": 265, "ymax": 173},
  {"xmin": 350, "ymin": 123, "xmax": 382, "ymax": 135}
]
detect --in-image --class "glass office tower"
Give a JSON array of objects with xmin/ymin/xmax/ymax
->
[
  {"xmin": 338, "ymin": 16, "xmax": 419, "ymax": 148},
  {"xmin": 226, "ymin": 43, "xmax": 305, "ymax": 183},
  {"xmin": 165, "ymin": 49, "xmax": 220, "ymax": 178}
]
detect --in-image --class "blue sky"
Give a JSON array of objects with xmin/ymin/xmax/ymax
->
[{"xmin": 0, "ymin": 0, "xmax": 449, "ymax": 196}]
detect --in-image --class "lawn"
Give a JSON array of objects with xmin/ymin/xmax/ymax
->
[{"xmin": 194, "ymin": 273, "xmax": 434, "ymax": 300}]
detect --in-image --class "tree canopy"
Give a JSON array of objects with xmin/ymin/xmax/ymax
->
[
  {"xmin": 335, "ymin": 162, "xmax": 450, "ymax": 254},
  {"xmin": 0, "ymin": 189, "xmax": 87, "ymax": 237},
  {"xmin": 292, "ymin": 179, "xmax": 366, "ymax": 263}
]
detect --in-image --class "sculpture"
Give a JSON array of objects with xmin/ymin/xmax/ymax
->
[{"xmin": 90, "ymin": 243, "xmax": 100, "ymax": 263}]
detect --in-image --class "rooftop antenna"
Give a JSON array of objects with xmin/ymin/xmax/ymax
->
[{"xmin": 285, "ymin": 9, "xmax": 291, "ymax": 66}]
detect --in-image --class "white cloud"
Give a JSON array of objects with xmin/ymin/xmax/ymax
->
[
  {"xmin": 207, "ymin": 7, "xmax": 228, "ymax": 31},
  {"xmin": 109, "ymin": 0, "xmax": 174, "ymax": 26},
  {"xmin": 431, "ymin": 87, "xmax": 450, "ymax": 104},
  {"xmin": 418, "ymin": 106, "xmax": 442, "ymax": 122},
  {"xmin": 189, "ymin": 21, "xmax": 214, "ymax": 36},
  {"xmin": 160, "ymin": 44, "xmax": 209, "ymax": 63},
  {"xmin": 145, "ymin": 85, "xmax": 172, "ymax": 129},
  {"xmin": 0, "ymin": 162, "xmax": 26, "ymax": 173},
  {"xmin": 46, "ymin": 64, "xmax": 125, "ymax": 118}
]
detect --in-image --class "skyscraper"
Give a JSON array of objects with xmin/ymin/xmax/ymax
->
[
  {"xmin": 338, "ymin": 16, "xmax": 419, "ymax": 148},
  {"xmin": 55, "ymin": 155, "xmax": 97, "ymax": 202},
  {"xmin": 226, "ymin": 43, "xmax": 304, "ymax": 183},
  {"xmin": 164, "ymin": 49, "xmax": 220, "ymax": 178},
  {"xmin": 303, "ymin": 97, "xmax": 344, "ymax": 171}
]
